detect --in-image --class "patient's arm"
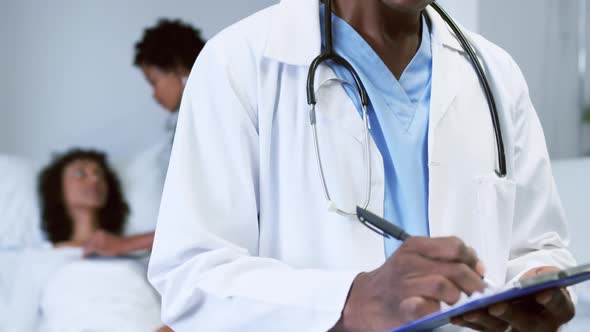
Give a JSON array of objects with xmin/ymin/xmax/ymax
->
[
  {"xmin": 55, "ymin": 240, "xmax": 85, "ymax": 248},
  {"xmin": 83, "ymin": 230, "xmax": 155, "ymax": 257}
]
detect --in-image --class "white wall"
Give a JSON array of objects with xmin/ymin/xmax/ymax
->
[
  {"xmin": 479, "ymin": 0, "xmax": 585, "ymax": 159},
  {"xmin": 436, "ymin": 0, "xmax": 479, "ymax": 32},
  {"xmin": 0, "ymin": 0, "xmax": 277, "ymax": 164},
  {"xmin": 582, "ymin": 1, "xmax": 590, "ymax": 155},
  {"xmin": 5, "ymin": 0, "xmax": 585, "ymax": 161},
  {"xmin": 439, "ymin": 0, "xmax": 589, "ymax": 158},
  {"xmin": 0, "ymin": 2, "xmax": 17, "ymax": 154},
  {"xmin": 0, "ymin": 0, "xmax": 479, "ymax": 164}
]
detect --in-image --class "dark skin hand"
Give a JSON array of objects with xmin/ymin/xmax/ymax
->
[
  {"xmin": 325, "ymin": 1, "xmax": 576, "ymax": 331},
  {"xmin": 331, "ymin": 236, "xmax": 486, "ymax": 332},
  {"xmin": 452, "ymin": 267, "xmax": 575, "ymax": 332},
  {"xmin": 328, "ymin": 3, "xmax": 483, "ymax": 332}
]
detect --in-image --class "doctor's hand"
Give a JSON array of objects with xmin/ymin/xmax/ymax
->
[
  {"xmin": 331, "ymin": 236, "xmax": 486, "ymax": 332},
  {"xmin": 83, "ymin": 230, "xmax": 127, "ymax": 257},
  {"xmin": 452, "ymin": 266, "xmax": 575, "ymax": 332}
]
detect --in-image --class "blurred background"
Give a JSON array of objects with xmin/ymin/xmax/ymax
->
[
  {"xmin": 0, "ymin": 0, "xmax": 277, "ymax": 164},
  {"xmin": 0, "ymin": 0, "xmax": 589, "ymax": 331},
  {"xmin": 0, "ymin": 0, "xmax": 588, "ymax": 163}
]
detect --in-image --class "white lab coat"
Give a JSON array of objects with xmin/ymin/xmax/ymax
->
[{"xmin": 147, "ymin": 1, "xmax": 576, "ymax": 331}]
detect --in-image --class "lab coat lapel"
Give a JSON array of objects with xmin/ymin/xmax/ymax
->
[
  {"xmin": 429, "ymin": 42, "xmax": 462, "ymax": 138},
  {"xmin": 425, "ymin": 6, "xmax": 470, "ymax": 237},
  {"xmin": 426, "ymin": 5, "xmax": 468, "ymax": 159},
  {"xmin": 265, "ymin": 0, "xmax": 366, "ymax": 143},
  {"xmin": 312, "ymin": 64, "xmax": 367, "ymax": 145}
]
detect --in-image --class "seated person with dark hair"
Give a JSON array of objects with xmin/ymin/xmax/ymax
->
[
  {"xmin": 134, "ymin": 18, "xmax": 206, "ymax": 174},
  {"xmin": 135, "ymin": 18, "xmax": 206, "ymax": 114},
  {"xmin": 65, "ymin": 20, "xmax": 206, "ymax": 257}
]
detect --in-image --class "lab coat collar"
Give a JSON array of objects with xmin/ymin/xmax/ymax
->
[
  {"xmin": 263, "ymin": 0, "xmax": 467, "ymax": 66},
  {"xmin": 425, "ymin": 6, "xmax": 467, "ymax": 55},
  {"xmin": 263, "ymin": 0, "xmax": 321, "ymax": 66}
]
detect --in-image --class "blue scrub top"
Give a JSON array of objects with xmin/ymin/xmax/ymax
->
[{"xmin": 319, "ymin": 6, "xmax": 433, "ymax": 257}]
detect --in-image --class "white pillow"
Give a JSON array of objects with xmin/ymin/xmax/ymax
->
[
  {"xmin": 0, "ymin": 155, "xmax": 45, "ymax": 248},
  {"xmin": 0, "ymin": 140, "xmax": 168, "ymax": 246},
  {"xmin": 118, "ymin": 140, "xmax": 169, "ymax": 236}
]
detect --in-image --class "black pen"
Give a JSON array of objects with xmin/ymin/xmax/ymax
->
[
  {"xmin": 356, "ymin": 206, "xmax": 411, "ymax": 241},
  {"xmin": 356, "ymin": 206, "xmax": 498, "ymax": 290}
]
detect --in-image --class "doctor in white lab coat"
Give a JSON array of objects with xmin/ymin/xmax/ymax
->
[{"xmin": 148, "ymin": 0, "xmax": 577, "ymax": 331}]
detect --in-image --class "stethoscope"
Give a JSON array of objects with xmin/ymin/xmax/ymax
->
[{"xmin": 306, "ymin": 0, "xmax": 507, "ymax": 216}]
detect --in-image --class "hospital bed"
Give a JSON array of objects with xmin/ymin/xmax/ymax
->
[{"xmin": 0, "ymin": 152, "xmax": 165, "ymax": 331}]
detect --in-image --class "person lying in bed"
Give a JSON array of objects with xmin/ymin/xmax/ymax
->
[
  {"xmin": 39, "ymin": 149, "xmax": 156, "ymax": 257},
  {"xmin": 39, "ymin": 148, "xmax": 173, "ymax": 332}
]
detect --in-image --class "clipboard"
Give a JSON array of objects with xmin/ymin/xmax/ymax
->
[{"xmin": 391, "ymin": 264, "xmax": 590, "ymax": 332}]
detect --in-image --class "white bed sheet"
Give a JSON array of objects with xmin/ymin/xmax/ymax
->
[{"xmin": 0, "ymin": 247, "xmax": 162, "ymax": 332}]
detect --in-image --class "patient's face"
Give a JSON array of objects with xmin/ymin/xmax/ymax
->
[
  {"xmin": 141, "ymin": 64, "xmax": 185, "ymax": 113},
  {"xmin": 62, "ymin": 159, "xmax": 108, "ymax": 211}
]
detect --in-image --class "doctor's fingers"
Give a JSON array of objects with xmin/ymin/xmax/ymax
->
[
  {"xmin": 535, "ymin": 288, "xmax": 575, "ymax": 323},
  {"xmin": 393, "ymin": 254, "xmax": 485, "ymax": 295},
  {"xmin": 460, "ymin": 310, "xmax": 510, "ymax": 332},
  {"xmin": 402, "ymin": 236, "xmax": 483, "ymax": 273},
  {"xmin": 403, "ymin": 275, "xmax": 462, "ymax": 305},
  {"xmin": 451, "ymin": 316, "xmax": 509, "ymax": 332},
  {"xmin": 489, "ymin": 302, "xmax": 559, "ymax": 332},
  {"xmin": 398, "ymin": 296, "xmax": 441, "ymax": 323}
]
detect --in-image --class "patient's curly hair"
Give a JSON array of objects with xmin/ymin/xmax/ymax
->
[
  {"xmin": 39, "ymin": 149, "xmax": 129, "ymax": 244},
  {"xmin": 134, "ymin": 19, "xmax": 206, "ymax": 71}
]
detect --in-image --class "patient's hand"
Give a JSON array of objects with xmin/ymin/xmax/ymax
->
[
  {"xmin": 55, "ymin": 240, "xmax": 85, "ymax": 248},
  {"xmin": 84, "ymin": 230, "xmax": 127, "ymax": 257}
]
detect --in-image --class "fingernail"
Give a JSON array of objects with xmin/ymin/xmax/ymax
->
[
  {"xmin": 489, "ymin": 303, "xmax": 508, "ymax": 316},
  {"xmin": 537, "ymin": 292, "xmax": 553, "ymax": 305},
  {"xmin": 475, "ymin": 261, "xmax": 486, "ymax": 276},
  {"xmin": 464, "ymin": 314, "xmax": 479, "ymax": 322}
]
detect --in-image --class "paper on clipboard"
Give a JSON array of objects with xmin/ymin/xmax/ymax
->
[{"xmin": 390, "ymin": 264, "xmax": 590, "ymax": 332}]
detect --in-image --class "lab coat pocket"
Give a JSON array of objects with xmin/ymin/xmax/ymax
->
[{"xmin": 474, "ymin": 174, "xmax": 517, "ymax": 284}]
